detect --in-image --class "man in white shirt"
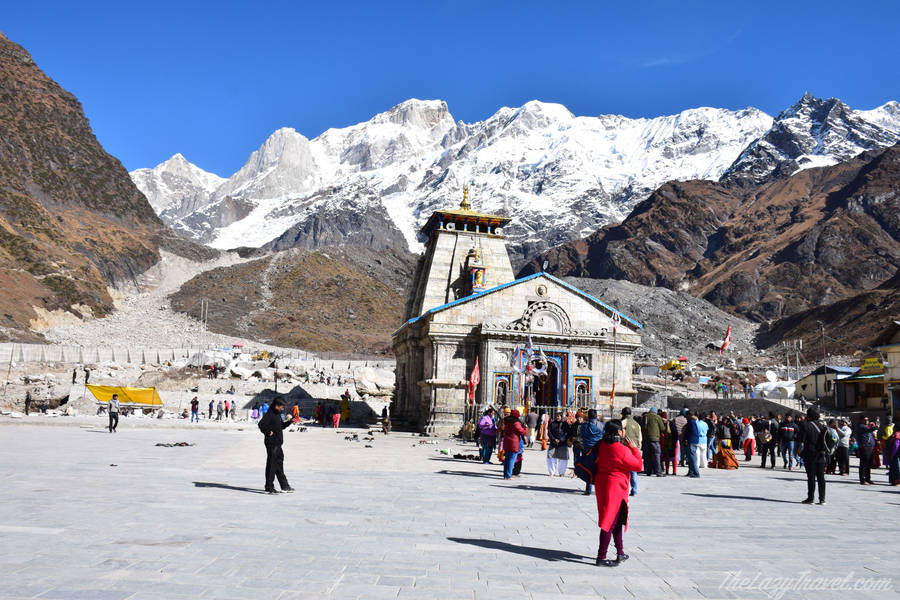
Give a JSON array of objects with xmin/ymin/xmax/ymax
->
[
  {"xmin": 836, "ymin": 420, "xmax": 852, "ymax": 476},
  {"xmin": 108, "ymin": 394, "xmax": 119, "ymax": 433}
]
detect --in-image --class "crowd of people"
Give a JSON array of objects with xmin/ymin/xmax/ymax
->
[
  {"xmin": 479, "ymin": 405, "xmax": 899, "ymax": 490},
  {"xmin": 473, "ymin": 402, "xmax": 900, "ymax": 565}
]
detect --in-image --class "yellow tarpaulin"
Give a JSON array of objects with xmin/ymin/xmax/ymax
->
[{"xmin": 87, "ymin": 385, "xmax": 163, "ymax": 407}]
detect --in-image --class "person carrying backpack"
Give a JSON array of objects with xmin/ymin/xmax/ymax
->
[
  {"xmin": 580, "ymin": 409, "xmax": 604, "ymax": 495},
  {"xmin": 798, "ymin": 407, "xmax": 831, "ymax": 505}
]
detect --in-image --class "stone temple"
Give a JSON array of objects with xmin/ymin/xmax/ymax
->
[{"xmin": 392, "ymin": 191, "xmax": 642, "ymax": 435}]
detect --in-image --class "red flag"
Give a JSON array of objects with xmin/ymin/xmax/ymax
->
[
  {"xmin": 468, "ymin": 357, "xmax": 480, "ymax": 402},
  {"xmin": 608, "ymin": 382, "xmax": 616, "ymax": 405},
  {"xmin": 719, "ymin": 325, "xmax": 732, "ymax": 355}
]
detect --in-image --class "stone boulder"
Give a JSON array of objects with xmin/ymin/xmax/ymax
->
[{"xmin": 353, "ymin": 366, "xmax": 394, "ymax": 397}]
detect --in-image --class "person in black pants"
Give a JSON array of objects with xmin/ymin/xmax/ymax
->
[
  {"xmin": 798, "ymin": 407, "xmax": 826, "ymax": 505},
  {"xmin": 759, "ymin": 413, "xmax": 778, "ymax": 469},
  {"xmin": 258, "ymin": 397, "xmax": 294, "ymax": 494},
  {"xmin": 108, "ymin": 394, "xmax": 120, "ymax": 433},
  {"xmin": 855, "ymin": 416, "xmax": 878, "ymax": 485}
]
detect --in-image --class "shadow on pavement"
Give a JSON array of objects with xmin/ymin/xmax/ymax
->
[
  {"xmin": 193, "ymin": 481, "xmax": 267, "ymax": 494},
  {"xmin": 448, "ymin": 537, "xmax": 589, "ymax": 563},
  {"xmin": 491, "ymin": 484, "xmax": 582, "ymax": 494},
  {"xmin": 436, "ymin": 469, "xmax": 500, "ymax": 479},
  {"xmin": 771, "ymin": 476, "xmax": 860, "ymax": 485},
  {"xmin": 682, "ymin": 492, "xmax": 797, "ymax": 504}
]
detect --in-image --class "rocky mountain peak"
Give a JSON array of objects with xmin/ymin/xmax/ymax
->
[
  {"xmin": 212, "ymin": 127, "xmax": 317, "ymax": 203},
  {"xmin": 722, "ymin": 93, "xmax": 900, "ymax": 185},
  {"xmin": 371, "ymin": 98, "xmax": 454, "ymax": 130}
]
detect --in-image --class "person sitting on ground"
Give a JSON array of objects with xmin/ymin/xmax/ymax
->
[
  {"xmin": 712, "ymin": 434, "xmax": 740, "ymax": 470},
  {"xmin": 593, "ymin": 418, "xmax": 643, "ymax": 567}
]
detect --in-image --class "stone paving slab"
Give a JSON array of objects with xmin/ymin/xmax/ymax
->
[{"xmin": 0, "ymin": 423, "xmax": 898, "ymax": 599}]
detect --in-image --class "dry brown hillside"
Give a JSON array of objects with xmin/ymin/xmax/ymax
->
[
  {"xmin": 170, "ymin": 247, "xmax": 416, "ymax": 355},
  {"xmin": 0, "ymin": 32, "xmax": 213, "ymax": 341}
]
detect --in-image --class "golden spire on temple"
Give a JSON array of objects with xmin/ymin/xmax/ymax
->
[{"xmin": 460, "ymin": 184, "xmax": 472, "ymax": 211}]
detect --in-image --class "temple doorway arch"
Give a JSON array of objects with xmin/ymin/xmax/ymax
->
[{"xmin": 533, "ymin": 361, "xmax": 560, "ymax": 406}]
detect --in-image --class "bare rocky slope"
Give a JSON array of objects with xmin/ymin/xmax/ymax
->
[
  {"xmin": 755, "ymin": 270, "xmax": 899, "ymax": 352},
  {"xmin": 169, "ymin": 246, "xmax": 417, "ymax": 355},
  {"xmin": 525, "ymin": 145, "xmax": 900, "ymax": 335},
  {"xmin": 0, "ymin": 32, "xmax": 214, "ymax": 342},
  {"xmin": 563, "ymin": 277, "xmax": 759, "ymax": 364}
]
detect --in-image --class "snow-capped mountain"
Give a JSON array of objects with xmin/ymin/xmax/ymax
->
[
  {"xmin": 130, "ymin": 94, "xmax": 900, "ymax": 265},
  {"xmin": 722, "ymin": 93, "xmax": 900, "ymax": 184},
  {"xmin": 130, "ymin": 153, "xmax": 225, "ymax": 226}
]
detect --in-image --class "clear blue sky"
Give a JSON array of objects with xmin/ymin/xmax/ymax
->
[{"xmin": 5, "ymin": 0, "xmax": 899, "ymax": 176}]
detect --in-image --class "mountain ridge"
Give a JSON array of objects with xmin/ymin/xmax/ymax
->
[
  {"xmin": 524, "ymin": 143, "xmax": 900, "ymax": 327},
  {"xmin": 132, "ymin": 98, "xmax": 779, "ymax": 264}
]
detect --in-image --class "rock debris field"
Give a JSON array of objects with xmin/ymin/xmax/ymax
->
[
  {"xmin": 0, "ymin": 420, "xmax": 897, "ymax": 600},
  {"xmin": 42, "ymin": 251, "xmax": 263, "ymax": 350}
]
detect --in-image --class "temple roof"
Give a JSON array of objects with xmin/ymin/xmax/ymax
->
[
  {"xmin": 393, "ymin": 272, "xmax": 643, "ymax": 337},
  {"xmin": 419, "ymin": 188, "xmax": 511, "ymax": 237}
]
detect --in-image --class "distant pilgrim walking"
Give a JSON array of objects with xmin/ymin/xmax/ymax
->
[
  {"xmin": 108, "ymin": 394, "xmax": 119, "ymax": 433},
  {"xmin": 257, "ymin": 397, "xmax": 294, "ymax": 494}
]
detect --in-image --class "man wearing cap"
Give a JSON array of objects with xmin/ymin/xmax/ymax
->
[
  {"xmin": 257, "ymin": 397, "xmax": 294, "ymax": 494},
  {"xmin": 643, "ymin": 407, "xmax": 665, "ymax": 477}
]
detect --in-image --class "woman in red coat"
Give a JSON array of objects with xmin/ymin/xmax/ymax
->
[
  {"xmin": 501, "ymin": 410, "xmax": 528, "ymax": 480},
  {"xmin": 594, "ymin": 418, "xmax": 643, "ymax": 566}
]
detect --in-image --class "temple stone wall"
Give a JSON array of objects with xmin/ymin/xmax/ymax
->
[
  {"xmin": 409, "ymin": 229, "xmax": 514, "ymax": 318},
  {"xmin": 393, "ymin": 200, "xmax": 642, "ymax": 436}
]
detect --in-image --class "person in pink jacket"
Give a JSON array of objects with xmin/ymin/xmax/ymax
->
[{"xmin": 594, "ymin": 418, "xmax": 643, "ymax": 567}]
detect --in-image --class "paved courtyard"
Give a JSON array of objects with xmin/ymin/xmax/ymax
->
[{"xmin": 0, "ymin": 420, "xmax": 897, "ymax": 599}]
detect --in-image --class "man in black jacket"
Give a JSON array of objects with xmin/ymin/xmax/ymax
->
[
  {"xmin": 759, "ymin": 412, "xmax": 779, "ymax": 469},
  {"xmin": 798, "ymin": 407, "xmax": 826, "ymax": 505},
  {"xmin": 779, "ymin": 414, "xmax": 798, "ymax": 470},
  {"xmin": 258, "ymin": 397, "xmax": 294, "ymax": 494}
]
